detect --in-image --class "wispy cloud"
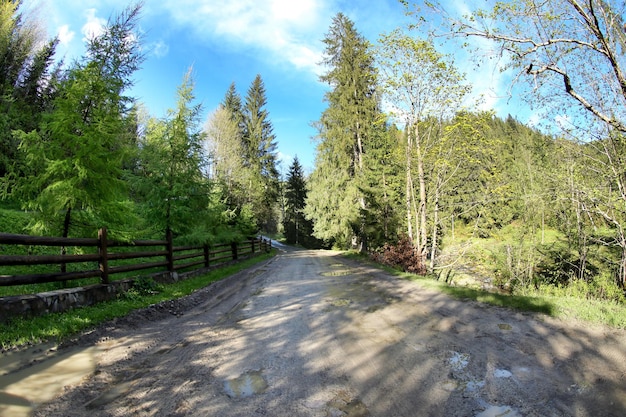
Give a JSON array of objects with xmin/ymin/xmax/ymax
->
[
  {"xmin": 147, "ymin": 40, "xmax": 170, "ymax": 58},
  {"xmin": 159, "ymin": 0, "xmax": 330, "ymax": 76}
]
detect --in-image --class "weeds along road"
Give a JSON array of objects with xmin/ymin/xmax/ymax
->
[{"xmin": 29, "ymin": 246, "xmax": 626, "ymax": 416}]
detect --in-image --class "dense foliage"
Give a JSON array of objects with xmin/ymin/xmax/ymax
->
[
  {"xmin": 0, "ymin": 2, "xmax": 624, "ymax": 303},
  {"xmin": 0, "ymin": 3, "xmax": 276, "ymax": 245}
]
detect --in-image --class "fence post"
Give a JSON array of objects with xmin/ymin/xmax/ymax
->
[
  {"xmin": 166, "ymin": 228, "xmax": 174, "ymax": 272},
  {"xmin": 98, "ymin": 227, "xmax": 109, "ymax": 284},
  {"xmin": 251, "ymin": 238, "xmax": 255, "ymax": 254},
  {"xmin": 231, "ymin": 242, "xmax": 238, "ymax": 261},
  {"xmin": 204, "ymin": 243, "xmax": 210, "ymax": 268}
]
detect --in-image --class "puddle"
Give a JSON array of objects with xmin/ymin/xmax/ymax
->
[
  {"xmin": 328, "ymin": 390, "xmax": 370, "ymax": 417},
  {"xmin": 321, "ymin": 270, "xmax": 353, "ymax": 277},
  {"xmin": 465, "ymin": 379, "xmax": 485, "ymax": 393},
  {"xmin": 329, "ymin": 298, "xmax": 351, "ymax": 307},
  {"xmin": 224, "ymin": 370, "xmax": 268, "ymax": 398},
  {"xmin": 475, "ymin": 405, "xmax": 519, "ymax": 417},
  {"xmin": 449, "ymin": 351, "xmax": 469, "ymax": 371},
  {"xmin": 493, "ymin": 369, "xmax": 512, "ymax": 378},
  {"xmin": 85, "ymin": 380, "xmax": 134, "ymax": 409},
  {"xmin": 498, "ymin": 323, "xmax": 512, "ymax": 330},
  {"xmin": 0, "ymin": 346, "xmax": 99, "ymax": 417}
]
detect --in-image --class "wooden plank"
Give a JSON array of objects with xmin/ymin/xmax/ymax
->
[
  {"xmin": 0, "ymin": 253, "xmax": 100, "ymax": 266},
  {"xmin": 99, "ymin": 228, "xmax": 109, "ymax": 284},
  {"xmin": 172, "ymin": 252, "xmax": 203, "ymax": 262},
  {"xmin": 108, "ymin": 260, "xmax": 169, "ymax": 275},
  {"xmin": 107, "ymin": 250, "xmax": 168, "ymax": 261},
  {"xmin": 0, "ymin": 270, "xmax": 101, "ymax": 286},
  {"xmin": 0, "ymin": 233, "xmax": 98, "ymax": 246},
  {"xmin": 174, "ymin": 259, "xmax": 205, "ymax": 270}
]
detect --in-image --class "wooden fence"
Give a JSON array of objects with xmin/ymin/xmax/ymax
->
[{"xmin": 0, "ymin": 228, "xmax": 271, "ymax": 287}]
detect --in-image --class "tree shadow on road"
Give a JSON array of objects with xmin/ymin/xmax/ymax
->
[{"xmin": 29, "ymin": 248, "xmax": 626, "ymax": 417}]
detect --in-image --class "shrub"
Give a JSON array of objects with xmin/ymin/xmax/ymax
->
[{"xmin": 370, "ymin": 235, "xmax": 426, "ymax": 274}]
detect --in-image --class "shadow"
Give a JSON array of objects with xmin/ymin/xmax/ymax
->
[{"xmin": 19, "ymin": 246, "xmax": 626, "ymax": 417}]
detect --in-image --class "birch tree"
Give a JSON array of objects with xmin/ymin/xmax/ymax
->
[
  {"xmin": 376, "ymin": 29, "xmax": 469, "ymax": 269},
  {"xmin": 421, "ymin": 0, "xmax": 626, "ymax": 286}
]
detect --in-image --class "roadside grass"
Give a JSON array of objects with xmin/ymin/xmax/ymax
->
[
  {"xmin": 344, "ymin": 252, "xmax": 626, "ymax": 329},
  {"xmin": 0, "ymin": 251, "xmax": 275, "ymax": 351}
]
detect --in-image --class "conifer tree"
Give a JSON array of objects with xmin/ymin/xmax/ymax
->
[
  {"xmin": 0, "ymin": 0, "xmax": 58, "ymax": 178},
  {"xmin": 8, "ymin": 3, "xmax": 143, "ymax": 237},
  {"xmin": 135, "ymin": 68, "xmax": 210, "ymax": 240},
  {"xmin": 242, "ymin": 74, "xmax": 279, "ymax": 232},
  {"xmin": 306, "ymin": 13, "xmax": 379, "ymax": 250},
  {"xmin": 283, "ymin": 156, "xmax": 313, "ymax": 245}
]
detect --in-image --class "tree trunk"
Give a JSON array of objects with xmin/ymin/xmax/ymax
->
[
  {"xmin": 60, "ymin": 206, "xmax": 71, "ymax": 274},
  {"xmin": 621, "ymin": 245, "xmax": 626, "ymax": 289},
  {"xmin": 406, "ymin": 127, "xmax": 413, "ymax": 243},
  {"xmin": 415, "ymin": 124, "xmax": 428, "ymax": 266},
  {"xmin": 429, "ymin": 184, "xmax": 440, "ymax": 273}
]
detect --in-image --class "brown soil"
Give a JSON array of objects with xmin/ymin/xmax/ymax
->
[{"xmin": 5, "ymin": 246, "xmax": 626, "ymax": 416}]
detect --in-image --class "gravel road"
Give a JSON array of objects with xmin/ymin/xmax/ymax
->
[{"xmin": 21, "ymin": 246, "xmax": 626, "ymax": 416}]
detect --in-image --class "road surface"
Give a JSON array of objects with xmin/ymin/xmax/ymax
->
[{"xmin": 5, "ymin": 246, "xmax": 626, "ymax": 416}]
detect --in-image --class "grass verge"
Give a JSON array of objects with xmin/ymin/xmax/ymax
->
[
  {"xmin": 344, "ymin": 252, "xmax": 626, "ymax": 329},
  {"xmin": 0, "ymin": 251, "xmax": 275, "ymax": 351}
]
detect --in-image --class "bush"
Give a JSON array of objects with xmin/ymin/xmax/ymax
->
[{"xmin": 370, "ymin": 235, "xmax": 426, "ymax": 274}]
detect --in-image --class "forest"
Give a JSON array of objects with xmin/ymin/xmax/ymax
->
[{"xmin": 1, "ymin": 0, "xmax": 625, "ymax": 304}]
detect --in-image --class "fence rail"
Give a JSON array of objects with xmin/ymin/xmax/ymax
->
[{"xmin": 0, "ymin": 228, "xmax": 271, "ymax": 287}]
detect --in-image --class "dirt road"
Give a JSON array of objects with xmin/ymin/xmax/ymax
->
[{"xmin": 11, "ymin": 246, "xmax": 626, "ymax": 416}]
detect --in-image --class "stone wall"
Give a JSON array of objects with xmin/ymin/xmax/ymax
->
[
  {"xmin": 0, "ymin": 280, "xmax": 134, "ymax": 324},
  {"xmin": 0, "ymin": 256, "xmax": 254, "ymax": 323}
]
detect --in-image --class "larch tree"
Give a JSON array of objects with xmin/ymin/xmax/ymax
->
[
  {"xmin": 8, "ymin": 3, "xmax": 143, "ymax": 238},
  {"xmin": 306, "ymin": 13, "xmax": 380, "ymax": 250},
  {"xmin": 204, "ymin": 105, "xmax": 244, "ymax": 189},
  {"xmin": 134, "ymin": 68, "xmax": 210, "ymax": 241},
  {"xmin": 0, "ymin": 0, "xmax": 58, "ymax": 178}
]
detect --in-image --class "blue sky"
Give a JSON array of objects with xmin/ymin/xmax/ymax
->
[{"xmin": 26, "ymin": 0, "xmax": 529, "ymax": 174}]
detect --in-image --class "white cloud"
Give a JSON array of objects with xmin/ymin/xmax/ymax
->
[
  {"xmin": 149, "ymin": 40, "xmax": 170, "ymax": 58},
  {"xmin": 82, "ymin": 8, "xmax": 106, "ymax": 41},
  {"xmin": 57, "ymin": 24, "xmax": 75, "ymax": 45},
  {"xmin": 159, "ymin": 0, "xmax": 328, "ymax": 76}
]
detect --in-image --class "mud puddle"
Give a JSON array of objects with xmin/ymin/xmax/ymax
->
[
  {"xmin": 223, "ymin": 369, "xmax": 268, "ymax": 398},
  {"xmin": 0, "ymin": 345, "xmax": 99, "ymax": 417}
]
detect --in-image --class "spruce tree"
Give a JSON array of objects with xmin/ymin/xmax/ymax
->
[
  {"xmin": 242, "ymin": 74, "xmax": 279, "ymax": 232},
  {"xmin": 305, "ymin": 13, "xmax": 379, "ymax": 250},
  {"xmin": 283, "ymin": 156, "xmax": 313, "ymax": 245}
]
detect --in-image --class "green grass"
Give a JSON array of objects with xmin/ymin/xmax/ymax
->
[
  {"xmin": 0, "ymin": 251, "xmax": 276, "ymax": 350},
  {"xmin": 408, "ymin": 273, "xmax": 626, "ymax": 328},
  {"xmin": 344, "ymin": 252, "xmax": 626, "ymax": 329}
]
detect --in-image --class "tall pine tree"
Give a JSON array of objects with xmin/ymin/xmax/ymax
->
[
  {"xmin": 283, "ymin": 156, "xmax": 315, "ymax": 246},
  {"xmin": 305, "ymin": 13, "xmax": 380, "ymax": 250},
  {"xmin": 242, "ymin": 74, "xmax": 279, "ymax": 232}
]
